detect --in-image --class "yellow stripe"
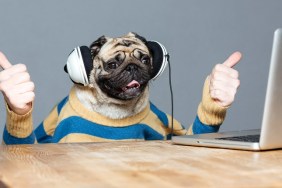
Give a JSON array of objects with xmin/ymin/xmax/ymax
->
[
  {"xmin": 58, "ymin": 133, "xmax": 144, "ymax": 143},
  {"xmin": 167, "ymin": 114, "xmax": 187, "ymax": 136},
  {"xmin": 186, "ymin": 125, "xmax": 193, "ymax": 135},
  {"xmin": 166, "ymin": 114, "xmax": 183, "ymax": 129},
  {"xmin": 5, "ymin": 103, "xmax": 33, "ymax": 138},
  {"xmin": 43, "ymin": 106, "xmax": 59, "ymax": 136}
]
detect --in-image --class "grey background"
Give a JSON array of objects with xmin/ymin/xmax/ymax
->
[{"xmin": 0, "ymin": 0, "xmax": 281, "ymax": 140}]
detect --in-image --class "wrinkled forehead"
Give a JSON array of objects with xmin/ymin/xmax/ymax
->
[{"xmin": 99, "ymin": 35, "xmax": 149, "ymax": 57}]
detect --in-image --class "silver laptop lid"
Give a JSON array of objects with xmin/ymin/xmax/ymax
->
[{"xmin": 260, "ymin": 28, "xmax": 282, "ymax": 150}]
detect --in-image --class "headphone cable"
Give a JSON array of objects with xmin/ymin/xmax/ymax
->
[{"xmin": 166, "ymin": 54, "xmax": 174, "ymax": 139}]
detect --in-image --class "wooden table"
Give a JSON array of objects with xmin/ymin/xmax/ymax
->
[{"xmin": 0, "ymin": 141, "xmax": 282, "ymax": 188}]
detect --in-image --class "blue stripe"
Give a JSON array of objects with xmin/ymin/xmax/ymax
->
[
  {"xmin": 3, "ymin": 126, "xmax": 35, "ymax": 145},
  {"xmin": 51, "ymin": 116, "xmax": 164, "ymax": 142},
  {"xmin": 34, "ymin": 123, "xmax": 53, "ymax": 143},
  {"xmin": 150, "ymin": 102, "xmax": 169, "ymax": 127},
  {"xmin": 57, "ymin": 96, "xmax": 69, "ymax": 114},
  {"xmin": 192, "ymin": 116, "xmax": 220, "ymax": 134}
]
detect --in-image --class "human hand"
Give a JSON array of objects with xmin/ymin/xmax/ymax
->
[
  {"xmin": 209, "ymin": 51, "xmax": 242, "ymax": 107},
  {"xmin": 0, "ymin": 52, "xmax": 35, "ymax": 115}
]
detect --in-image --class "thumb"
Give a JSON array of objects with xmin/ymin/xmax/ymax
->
[
  {"xmin": 223, "ymin": 51, "xmax": 242, "ymax": 68},
  {"xmin": 0, "ymin": 52, "xmax": 12, "ymax": 69}
]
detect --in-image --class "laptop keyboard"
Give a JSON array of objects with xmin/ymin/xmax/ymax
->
[{"xmin": 215, "ymin": 134, "xmax": 260, "ymax": 143}]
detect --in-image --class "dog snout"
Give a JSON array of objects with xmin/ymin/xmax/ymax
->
[{"xmin": 126, "ymin": 64, "xmax": 138, "ymax": 72}]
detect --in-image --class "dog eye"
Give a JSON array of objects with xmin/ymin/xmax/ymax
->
[
  {"xmin": 141, "ymin": 55, "xmax": 150, "ymax": 64},
  {"xmin": 108, "ymin": 62, "xmax": 118, "ymax": 69}
]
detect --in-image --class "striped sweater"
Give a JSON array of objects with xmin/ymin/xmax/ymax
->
[{"xmin": 3, "ymin": 77, "xmax": 227, "ymax": 144}]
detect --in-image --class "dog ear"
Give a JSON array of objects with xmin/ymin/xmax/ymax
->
[
  {"xmin": 131, "ymin": 32, "xmax": 148, "ymax": 44},
  {"xmin": 89, "ymin": 36, "xmax": 108, "ymax": 59}
]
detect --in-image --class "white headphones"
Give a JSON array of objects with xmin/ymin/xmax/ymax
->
[{"xmin": 64, "ymin": 41, "xmax": 169, "ymax": 86}]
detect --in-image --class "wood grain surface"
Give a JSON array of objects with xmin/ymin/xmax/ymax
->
[{"xmin": 0, "ymin": 141, "xmax": 282, "ymax": 188}]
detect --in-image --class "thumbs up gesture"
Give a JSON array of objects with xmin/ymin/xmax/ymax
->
[
  {"xmin": 0, "ymin": 52, "xmax": 35, "ymax": 115},
  {"xmin": 209, "ymin": 52, "xmax": 242, "ymax": 107}
]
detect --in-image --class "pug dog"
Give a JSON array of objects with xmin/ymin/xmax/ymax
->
[{"xmin": 1, "ymin": 32, "xmax": 241, "ymax": 144}]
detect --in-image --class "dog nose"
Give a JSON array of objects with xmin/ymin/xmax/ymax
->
[{"xmin": 126, "ymin": 64, "xmax": 138, "ymax": 72}]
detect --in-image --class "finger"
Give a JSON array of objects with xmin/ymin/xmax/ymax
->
[
  {"xmin": 210, "ymin": 79, "xmax": 239, "ymax": 93},
  {"xmin": 18, "ymin": 91, "xmax": 35, "ymax": 104},
  {"xmin": 222, "ymin": 51, "xmax": 242, "ymax": 68},
  {"xmin": 0, "ymin": 52, "xmax": 12, "ymax": 69},
  {"xmin": 211, "ymin": 71, "xmax": 240, "ymax": 84},
  {"xmin": 6, "ymin": 91, "xmax": 35, "ymax": 109},
  {"xmin": 212, "ymin": 65, "xmax": 239, "ymax": 79},
  {"xmin": 0, "ymin": 64, "xmax": 27, "ymax": 82},
  {"xmin": 11, "ymin": 82, "xmax": 35, "ymax": 94},
  {"xmin": 6, "ymin": 72, "xmax": 31, "ymax": 85}
]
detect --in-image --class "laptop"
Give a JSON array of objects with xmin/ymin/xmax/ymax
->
[{"xmin": 172, "ymin": 28, "xmax": 282, "ymax": 151}]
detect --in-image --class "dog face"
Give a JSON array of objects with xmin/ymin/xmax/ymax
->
[{"xmin": 89, "ymin": 32, "xmax": 152, "ymax": 100}]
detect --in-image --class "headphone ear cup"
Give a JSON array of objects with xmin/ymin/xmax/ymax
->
[
  {"xmin": 64, "ymin": 46, "xmax": 93, "ymax": 85},
  {"xmin": 80, "ymin": 46, "xmax": 93, "ymax": 81},
  {"xmin": 146, "ymin": 41, "xmax": 168, "ymax": 80}
]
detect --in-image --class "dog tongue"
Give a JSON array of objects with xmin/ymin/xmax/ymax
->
[{"xmin": 122, "ymin": 80, "xmax": 140, "ymax": 91}]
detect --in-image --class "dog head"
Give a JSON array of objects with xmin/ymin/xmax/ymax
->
[{"xmin": 89, "ymin": 32, "xmax": 153, "ymax": 101}]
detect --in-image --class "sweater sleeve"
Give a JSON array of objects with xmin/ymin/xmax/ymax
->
[
  {"xmin": 2, "ymin": 103, "xmax": 36, "ymax": 145},
  {"xmin": 188, "ymin": 76, "xmax": 228, "ymax": 135}
]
